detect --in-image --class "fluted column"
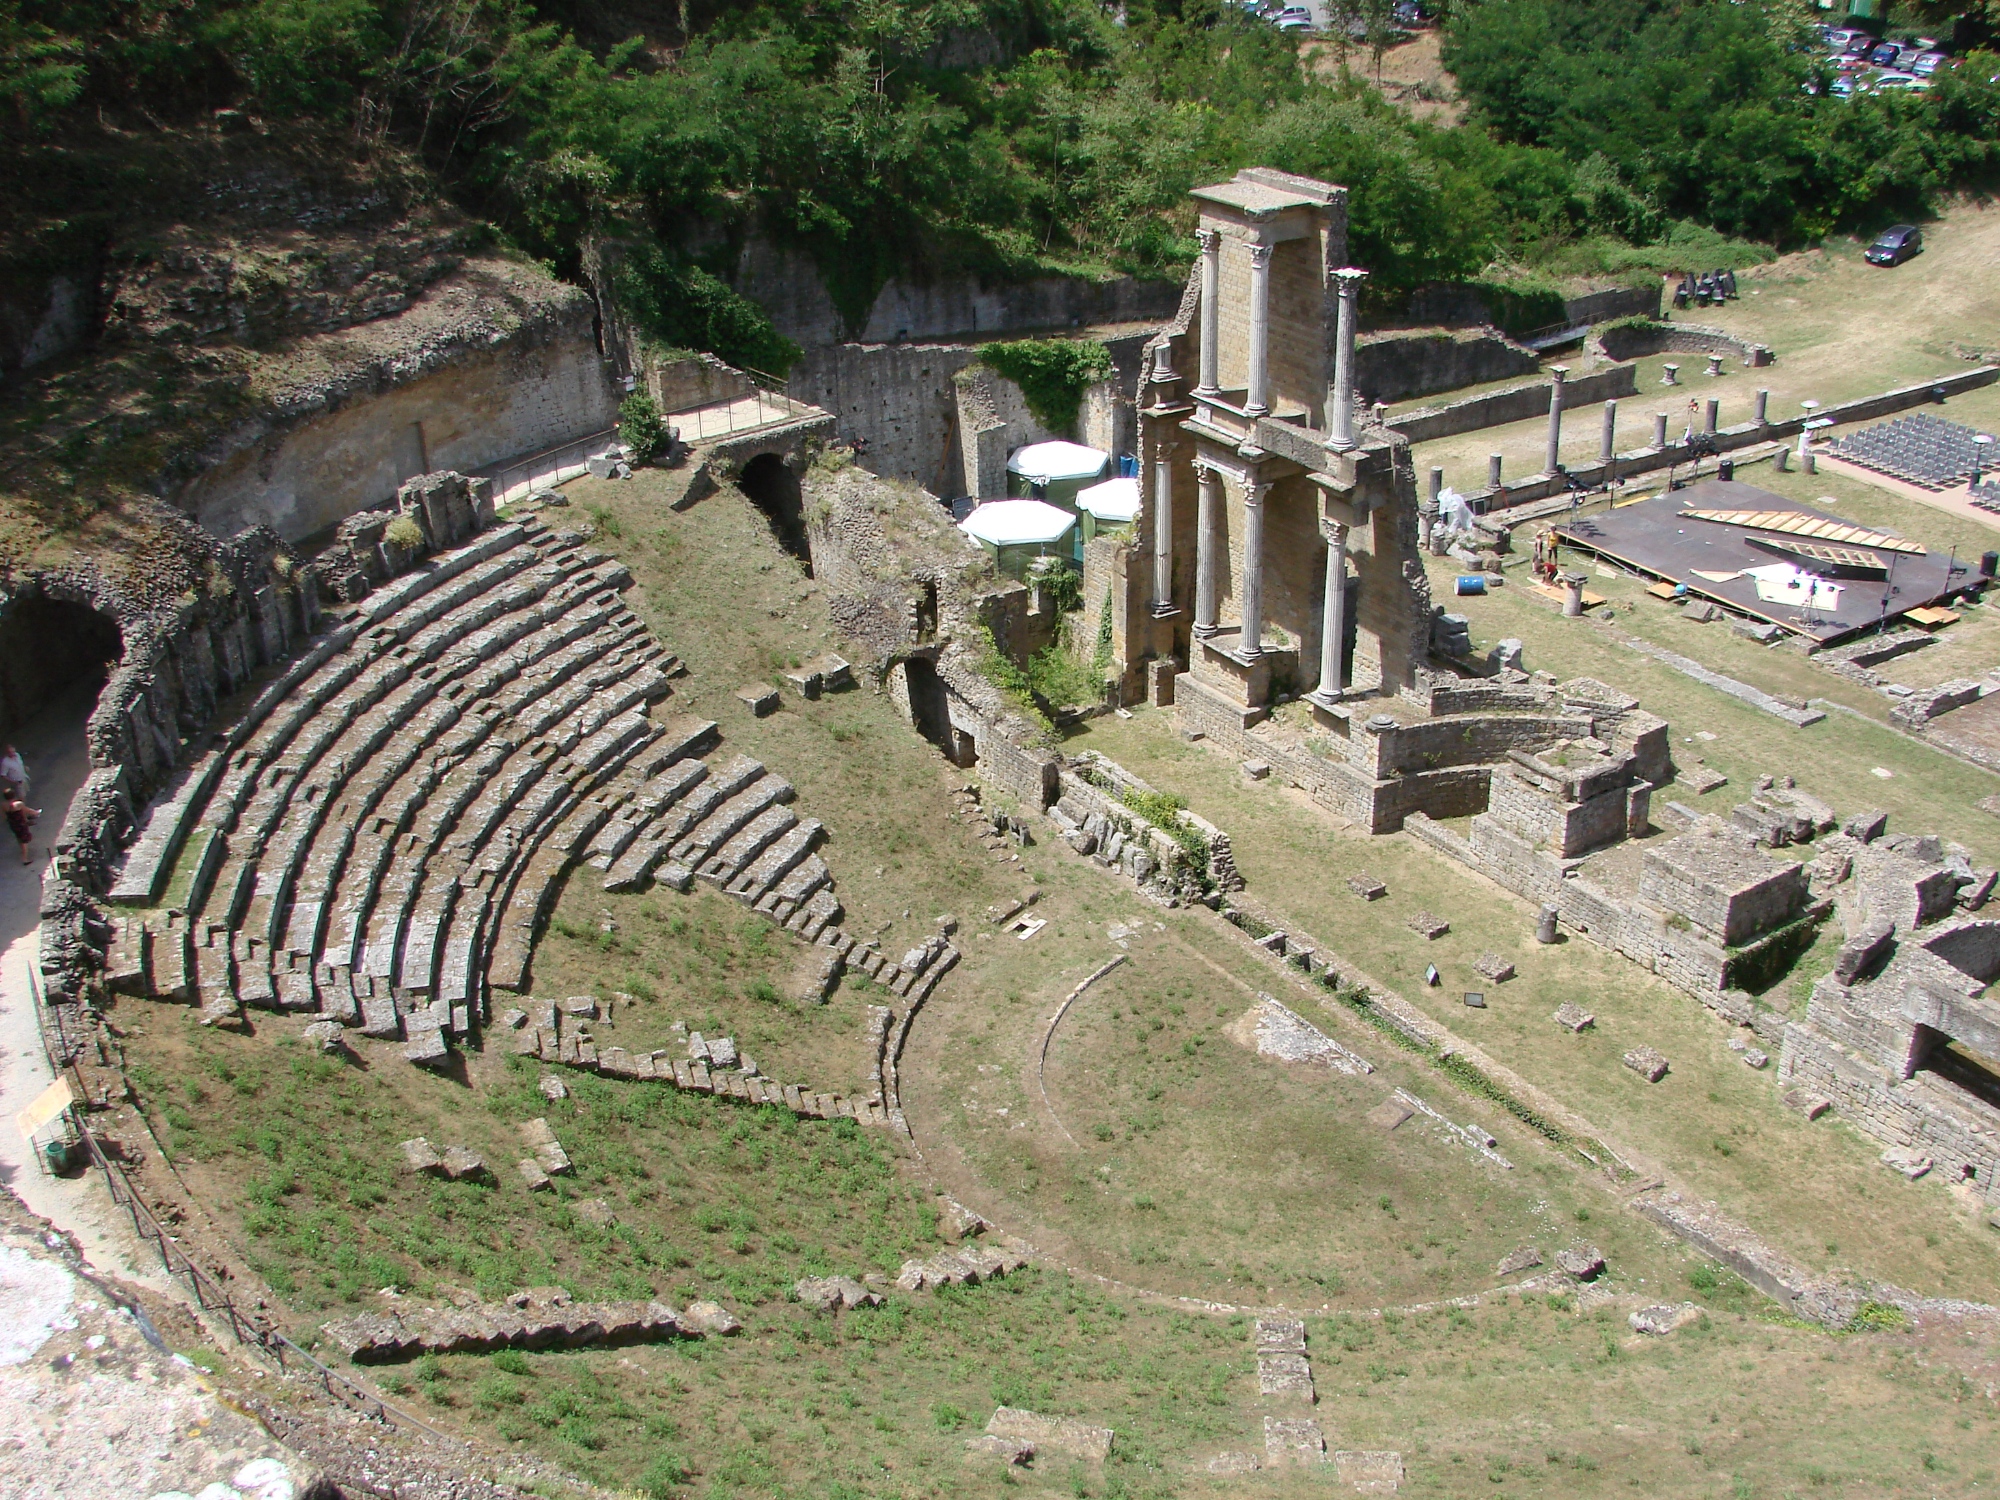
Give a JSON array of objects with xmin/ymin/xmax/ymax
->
[
  {"xmin": 1245, "ymin": 242, "xmax": 1273, "ymax": 417},
  {"xmin": 1151, "ymin": 441, "xmax": 1177, "ymax": 617},
  {"xmin": 1544, "ymin": 364, "xmax": 1569, "ymax": 474},
  {"xmin": 1193, "ymin": 463, "xmax": 1222, "ymax": 638},
  {"xmin": 1314, "ymin": 519, "xmax": 1349, "ymax": 699},
  {"xmin": 1239, "ymin": 480, "xmax": 1268, "ymax": 657},
  {"xmin": 1326, "ymin": 267, "xmax": 1368, "ymax": 451},
  {"xmin": 1196, "ymin": 228, "xmax": 1221, "ymax": 398}
]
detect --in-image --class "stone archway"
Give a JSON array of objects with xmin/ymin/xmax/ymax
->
[
  {"xmin": 0, "ymin": 594, "xmax": 123, "ymax": 744},
  {"xmin": 738, "ymin": 452, "xmax": 811, "ymax": 572}
]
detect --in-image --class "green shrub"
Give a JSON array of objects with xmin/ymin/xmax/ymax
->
[
  {"xmin": 619, "ymin": 391, "xmax": 668, "ymax": 464},
  {"xmin": 978, "ymin": 340, "xmax": 1113, "ymax": 436},
  {"xmin": 383, "ymin": 515, "xmax": 425, "ymax": 550}
]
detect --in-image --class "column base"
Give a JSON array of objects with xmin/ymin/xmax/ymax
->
[
  {"xmin": 1305, "ymin": 687, "xmax": 1351, "ymax": 711},
  {"xmin": 1191, "ymin": 622, "xmax": 1221, "ymax": 640},
  {"xmin": 1149, "ymin": 602, "xmax": 1182, "ymax": 620}
]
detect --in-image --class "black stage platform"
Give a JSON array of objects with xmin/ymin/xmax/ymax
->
[{"xmin": 1551, "ymin": 480, "xmax": 1962, "ymax": 643}]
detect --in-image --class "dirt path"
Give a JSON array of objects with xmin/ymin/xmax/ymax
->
[{"xmin": 0, "ymin": 679, "xmax": 171, "ymax": 1294}]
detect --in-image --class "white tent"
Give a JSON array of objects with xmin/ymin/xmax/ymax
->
[
  {"xmin": 1075, "ymin": 475, "xmax": 1140, "ymax": 525},
  {"xmin": 1006, "ymin": 441, "xmax": 1109, "ymax": 487},
  {"xmin": 960, "ymin": 499, "xmax": 1078, "ymax": 579}
]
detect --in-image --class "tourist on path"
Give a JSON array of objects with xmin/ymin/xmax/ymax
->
[
  {"xmin": 4, "ymin": 792, "xmax": 38, "ymax": 865},
  {"xmin": 0, "ymin": 744, "xmax": 28, "ymax": 802}
]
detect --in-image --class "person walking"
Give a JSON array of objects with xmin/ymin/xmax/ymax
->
[
  {"xmin": 4, "ymin": 791, "xmax": 38, "ymax": 865},
  {"xmin": 0, "ymin": 744, "xmax": 27, "ymax": 802}
]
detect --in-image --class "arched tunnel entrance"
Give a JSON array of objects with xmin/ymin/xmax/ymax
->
[
  {"xmin": 0, "ymin": 595, "xmax": 123, "ymax": 744},
  {"xmin": 739, "ymin": 453, "xmax": 811, "ymax": 573}
]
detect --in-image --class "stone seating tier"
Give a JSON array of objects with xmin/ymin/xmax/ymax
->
[{"xmin": 105, "ymin": 518, "xmax": 861, "ymax": 1064}]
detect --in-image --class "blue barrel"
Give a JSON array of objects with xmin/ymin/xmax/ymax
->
[{"xmin": 1454, "ymin": 575, "xmax": 1488, "ymax": 595}]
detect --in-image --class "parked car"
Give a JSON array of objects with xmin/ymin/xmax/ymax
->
[
  {"xmin": 1844, "ymin": 34, "xmax": 1876, "ymax": 55},
  {"xmin": 1823, "ymin": 26, "xmax": 1870, "ymax": 49},
  {"xmin": 1912, "ymin": 51, "xmax": 1947, "ymax": 75},
  {"xmin": 1829, "ymin": 74, "xmax": 1857, "ymax": 96},
  {"xmin": 1272, "ymin": 6, "xmax": 1314, "ymax": 31},
  {"xmin": 1870, "ymin": 41, "xmax": 1904, "ymax": 66},
  {"xmin": 1393, "ymin": 0, "xmax": 1429, "ymax": 27},
  {"xmin": 1870, "ymin": 70, "xmax": 1921, "ymax": 91},
  {"xmin": 1865, "ymin": 224, "xmax": 1923, "ymax": 266}
]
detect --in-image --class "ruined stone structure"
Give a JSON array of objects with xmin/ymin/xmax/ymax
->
[
  {"xmin": 1128, "ymin": 169, "xmax": 1432, "ymax": 724},
  {"xmin": 1780, "ymin": 830, "xmax": 2000, "ymax": 1202}
]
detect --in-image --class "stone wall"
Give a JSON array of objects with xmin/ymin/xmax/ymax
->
[
  {"xmin": 1595, "ymin": 320, "xmax": 1773, "ymax": 366},
  {"xmin": 793, "ymin": 343, "xmax": 979, "ymax": 493},
  {"xmin": 727, "ymin": 233, "xmax": 1182, "ymax": 348},
  {"xmin": 1354, "ymin": 327, "xmax": 1539, "ymax": 405},
  {"xmin": 181, "ymin": 266, "xmax": 619, "ymax": 543},
  {"xmin": 1388, "ymin": 365, "xmax": 1638, "ymax": 446}
]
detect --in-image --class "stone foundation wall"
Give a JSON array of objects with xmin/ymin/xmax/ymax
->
[
  {"xmin": 1388, "ymin": 365, "xmax": 1638, "ymax": 446},
  {"xmin": 1779, "ymin": 1025, "xmax": 2000, "ymax": 1198},
  {"xmin": 1485, "ymin": 769, "xmax": 1627, "ymax": 857},
  {"xmin": 1353, "ymin": 327, "xmax": 1539, "ymax": 405},
  {"xmin": 791, "ymin": 343, "xmax": 978, "ymax": 491}
]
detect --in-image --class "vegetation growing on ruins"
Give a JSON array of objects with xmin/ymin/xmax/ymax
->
[{"xmin": 977, "ymin": 338, "xmax": 1114, "ymax": 436}]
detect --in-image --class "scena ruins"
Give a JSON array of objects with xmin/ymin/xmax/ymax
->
[{"xmin": 14, "ymin": 3, "xmax": 2000, "ymax": 1497}]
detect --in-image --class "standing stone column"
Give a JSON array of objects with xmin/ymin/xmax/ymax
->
[
  {"xmin": 1544, "ymin": 364, "xmax": 1569, "ymax": 474},
  {"xmin": 1314, "ymin": 519, "xmax": 1349, "ymax": 700},
  {"xmin": 1600, "ymin": 401, "xmax": 1617, "ymax": 462},
  {"xmin": 1560, "ymin": 570, "xmax": 1586, "ymax": 618},
  {"xmin": 1705, "ymin": 397, "xmax": 1720, "ymax": 435},
  {"xmin": 1193, "ymin": 463, "xmax": 1222, "ymax": 638},
  {"xmin": 1246, "ymin": 243, "xmax": 1273, "ymax": 417},
  {"xmin": 1653, "ymin": 412, "xmax": 1669, "ymax": 449},
  {"xmin": 1151, "ymin": 440, "xmax": 1178, "ymax": 618},
  {"xmin": 1239, "ymin": 481, "xmax": 1268, "ymax": 657},
  {"xmin": 1753, "ymin": 388, "xmax": 1770, "ymax": 427},
  {"xmin": 1487, "ymin": 453, "xmax": 1503, "ymax": 490},
  {"xmin": 1326, "ymin": 267, "xmax": 1368, "ymax": 451},
  {"xmin": 1196, "ymin": 228, "xmax": 1222, "ymax": 398}
]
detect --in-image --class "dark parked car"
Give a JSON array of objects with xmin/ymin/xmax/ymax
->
[
  {"xmin": 1870, "ymin": 41, "xmax": 1903, "ymax": 66},
  {"xmin": 1865, "ymin": 224, "xmax": 1923, "ymax": 265}
]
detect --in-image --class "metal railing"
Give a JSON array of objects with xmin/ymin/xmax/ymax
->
[
  {"xmin": 482, "ymin": 427, "xmax": 618, "ymax": 507},
  {"xmin": 668, "ymin": 385, "xmax": 813, "ymax": 444},
  {"xmin": 23, "ymin": 967, "xmax": 443, "ymax": 1436}
]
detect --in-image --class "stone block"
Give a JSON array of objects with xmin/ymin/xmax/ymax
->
[
  {"xmin": 1495, "ymin": 1245, "xmax": 1542, "ymax": 1276},
  {"xmin": 1678, "ymin": 765, "xmax": 1727, "ymax": 795},
  {"xmin": 1473, "ymin": 953, "xmax": 1515, "ymax": 983},
  {"xmin": 1882, "ymin": 1146, "xmax": 1932, "ymax": 1180},
  {"xmin": 440, "ymin": 1146, "xmax": 485, "ymax": 1180},
  {"xmin": 1782, "ymin": 1088, "xmax": 1831, "ymax": 1120},
  {"xmin": 1684, "ymin": 601, "xmax": 1719, "ymax": 623},
  {"xmin": 1833, "ymin": 920, "xmax": 1894, "ymax": 984},
  {"xmin": 986, "ymin": 1408, "xmax": 1113, "ymax": 1463},
  {"xmin": 1349, "ymin": 874, "xmax": 1387, "ymax": 900},
  {"xmin": 964, "ymin": 1435, "xmax": 1035, "ymax": 1465},
  {"xmin": 517, "ymin": 1158, "xmax": 552, "ymax": 1191},
  {"xmin": 1629, "ymin": 1303, "xmax": 1700, "ymax": 1336},
  {"xmin": 302, "ymin": 1020, "xmax": 345, "ymax": 1052},
  {"xmin": 1256, "ymin": 1352, "xmax": 1315, "ymax": 1399},
  {"xmin": 734, "ymin": 682, "xmax": 781, "ymax": 716},
  {"xmin": 1844, "ymin": 809, "xmax": 1888, "ymax": 843},
  {"xmin": 1263, "ymin": 1416, "xmax": 1326, "ymax": 1468},
  {"xmin": 1742, "ymin": 1048, "xmax": 1769, "ymax": 1069},
  {"xmin": 1731, "ymin": 618, "xmax": 1784, "ymax": 643},
  {"xmin": 1623, "ymin": 1045, "xmax": 1669, "ymax": 1082},
  {"xmin": 401, "ymin": 1136, "xmax": 443, "ymax": 1174},
  {"xmin": 404, "ymin": 1029, "xmax": 451, "ymax": 1068},
  {"xmin": 680, "ymin": 1300, "xmax": 742, "ymax": 1335},
  {"xmin": 1554, "ymin": 1245, "xmax": 1605, "ymax": 1280},
  {"xmin": 1408, "ymin": 910, "xmax": 1449, "ymax": 940},
  {"xmin": 1254, "ymin": 1318, "xmax": 1306, "ymax": 1353},
  {"xmin": 1241, "ymin": 760, "xmax": 1271, "ymax": 781}
]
